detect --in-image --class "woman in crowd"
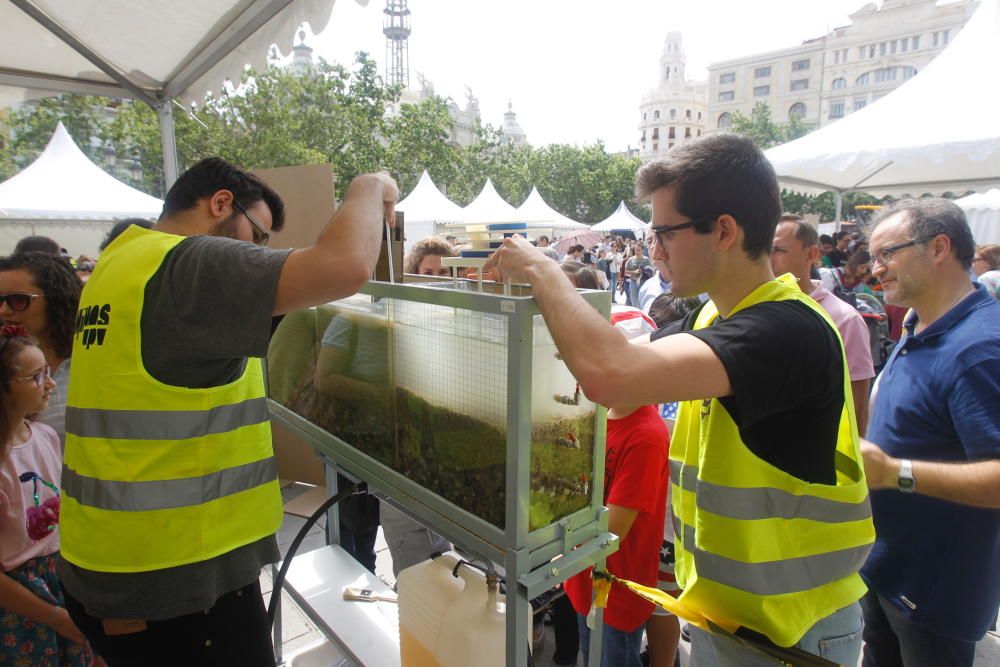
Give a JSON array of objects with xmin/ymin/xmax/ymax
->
[
  {"xmin": 821, "ymin": 249, "xmax": 876, "ymax": 297},
  {"xmin": 0, "ymin": 326, "xmax": 97, "ymax": 666},
  {"xmin": 404, "ymin": 237, "xmax": 456, "ymax": 277},
  {"xmin": 0, "ymin": 253, "xmax": 83, "ymax": 445},
  {"xmin": 973, "ymin": 244, "xmax": 1000, "ymax": 299}
]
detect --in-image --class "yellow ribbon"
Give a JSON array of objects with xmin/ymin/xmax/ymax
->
[{"xmin": 593, "ymin": 570, "xmax": 723, "ymax": 635}]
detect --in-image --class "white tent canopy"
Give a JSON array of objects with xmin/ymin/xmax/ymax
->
[
  {"xmin": 591, "ymin": 201, "xmax": 647, "ymax": 233},
  {"xmin": 396, "ymin": 170, "xmax": 464, "ymax": 250},
  {"xmin": 0, "ymin": 122, "xmax": 164, "ymax": 220},
  {"xmin": 515, "ymin": 187, "xmax": 589, "ymax": 230},
  {"xmin": 462, "ymin": 178, "xmax": 522, "ymax": 224},
  {"xmin": 0, "ymin": 0, "xmax": 363, "ymax": 184},
  {"xmin": 956, "ymin": 189, "xmax": 1000, "ymax": 245},
  {"xmin": 765, "ymin": 0, "xmax": 1000, "ymax": 205}
]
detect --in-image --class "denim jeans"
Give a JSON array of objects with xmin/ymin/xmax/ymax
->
[
  {"xmin": 689, "ymin": 601, "xmax": 863, "ymax": 667},
  {"xmin": 577, "ymin": 614, "xmax": 644, "ymax": 667},
  {"xmin": 861, "ymin": 590, "xmax": 976, "ymax": 667}
]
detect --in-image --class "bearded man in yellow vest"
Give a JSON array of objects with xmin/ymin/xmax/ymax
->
[
  {"xmin": 58, "ymin": 158, "xmax": 398, "ymax": 666},
  {"xmin": 484, "ymin": 134, "xmax": 874, "ymax": 667}
]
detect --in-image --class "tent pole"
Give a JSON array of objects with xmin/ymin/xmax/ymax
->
[
  {"xmin": 158, "ymin": 102, "xmax": 180, "ymax": 190},
  {"xmin": 834, "ymin": 192, "xmax": 843, "ymax": 233}
]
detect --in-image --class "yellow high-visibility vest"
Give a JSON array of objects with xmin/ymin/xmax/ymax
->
[
  {"xmin": 670, "ymin": 273, "xmax": 875, "ymax": 647},
  {"xmin": 61, "ymin": 226, "xmax": 282, "ymax": 572}
]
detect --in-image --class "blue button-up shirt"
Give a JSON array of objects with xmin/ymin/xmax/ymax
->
[{"xmin": 863, "ymin": 284, "xmax": 1000, "ymax": 641}]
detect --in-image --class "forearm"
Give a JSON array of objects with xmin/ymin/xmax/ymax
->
[
  {"xmin": 911, "ymin": 459, "xmax": 1000, "ymax": 508},
  {"xmin": 851, "ymin": 378, "xmax": 870, "ymax": 437},
  {"xmin": 0, "ymin": 572, "xmax": 58, "ymax": 626}
]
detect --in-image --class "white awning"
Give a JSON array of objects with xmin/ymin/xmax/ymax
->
[
  {"xmin": 515, "ymin": 187, "xmax": 589, "ymax": 230},
  {"xmin": 591, "ymin": 201, "xmax": 647, "ymax": 233}
]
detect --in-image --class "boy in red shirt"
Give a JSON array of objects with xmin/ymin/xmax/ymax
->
[{"xmin": 565, "ymin": 310, "xmax": 670, "ymax": 667}]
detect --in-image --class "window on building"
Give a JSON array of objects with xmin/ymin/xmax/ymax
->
[
  {"xmin": 842, "ymin": 49, "xmax": 849, "ymax": 63},
  {"xmin": 685, "ymin": 127, "xmax": 692, "ymax": 138},
  {"xmin": 856, "ymin": 72, "xmax": 870, "ymax": 87},
  {"xmin": 879, "ymin": 42, "xmax": 887, "ymax": 56},
  {"xmin": 665, "ymin": 68, "xmax": 671, "ymax": 81},
  {"xmin": 858, "ymin": 46, "xmax": 866, "ymax": 59},
  {"xmin": 686, "ymin": 109, "xmax": 692, "ymax": 119},
  {"xmin": 670, "ymin": 108, "xmax": 677, "ymax": 120},
  {"xmin": 669, "ymin": 143, "xmax": 674, "ymax": 149},
  {"xmin": 641, "ymin": 130, "xmax": 646, "ymax": 142},
  {"xmin": 652, "ymin": 128, "xmax": 659, "ymax": 140},
  {"xmin": 834, "ymin": 50, "xmax": 841, "ymax": 65},
  {"xmin": 912, "ymin": 35, "xmax": 920, "ymax": 50},
  {"xmin": 943, "ymin": 30, "xmax": 950, "ymax": 46},
  {"xmin": 875, "ymin": 67, "xmax": 897, "ymax": 83},
  {"xmin": 719, "ymin": 72, "xmax": 735, "ymax": 84},
  {"xmin": 668, "ymin": 127, "xmax": 676, "ymax": 139},
  {"xmin": 900, "ymin": 37, "xmax": 909, "ymax": 52},
  {"xmin": 718, "ymin": 90, "xmax": 735, "ymax": 102},
  {"xmin": 654, "ymin": 110, "xmax": 660, "ymax": 120},
  {"xmin": 890, "ymin": 39, "xmax": 897, "ymax": 54},
  {"xmin": 792, "ymin": 59, "xmax": 810, "ymax": 71},
  {"xmin": 697, "ymin": 111, "xmax": 702, "ymax": 120},
  {"xmin": 718, "ymin": 112, "xmax": 733, "ymax": 129},
  {"xmin": 754, "ymin": 85, "xmax": 770, "ymax": 96},
  {"xmin": 754, "ymin": 66, "xmax": 772, "ymax": 78},
  {"xmin": 697, "ymin": 129, "xmax": 702, "ymax": 136},
  {"xmin": 933, "ymin": 31, "xmax": 940, "ymax": 47},
  {"xmin": 853, "ymin": 99, "xmax": 867, "ymax": 112},
  {"xmin": 832, "ymin": 77, "xmax": 846, "ymax": 90},
  {"xmin": 653, "ymin": 143, "xmax": 658, "ymax": 151},
  {"xmin": 830, "ymin": 101, "xmax": 845, "ymax": 119},
  {"xmin": 869, "ymin": 45, "xmax": 876, "ymax": 58},
  {"xmin": 902, "ymin": 66, "xmax": 917, "ymax": 80},
  {"xmin": 789, "ymin": 102, "xmax": 806, "ymax": 120},
  {"xmin": 790, "ymin": 79, "xmax": 809, "ymax": 91}
]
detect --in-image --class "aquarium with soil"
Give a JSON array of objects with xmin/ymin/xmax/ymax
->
[{"xmin": 268, "ymin": 287, "xmax": 600, "ymax": 534}]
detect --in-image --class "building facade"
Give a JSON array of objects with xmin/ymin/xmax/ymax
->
[
  {"xmin": 638, "ymin": 32, "xmax": 707, "ymax": 161},
  {"xmin": 706, "ymin": 0, "xmax": 976, "ymax": 132}
]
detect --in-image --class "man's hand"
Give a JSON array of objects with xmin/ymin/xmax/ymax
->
[
  {"xmin": 482, "ymin": 234, "xmax": 554, "ymax": 284},
  {"xmin": 366, "ymin": 171, "xmax": 398, "ymax": 227},
  {"xmin": 860, "ymin": 438, "xmax": 899, "ymax": 490}
]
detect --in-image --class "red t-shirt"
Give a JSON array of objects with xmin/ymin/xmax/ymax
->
[{"xmin": 565, "ymin": 404, "xmax": 670, "ymax": 631}]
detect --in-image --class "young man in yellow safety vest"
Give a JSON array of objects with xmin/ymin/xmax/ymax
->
[
  {"xmin": 58, "ymin": 158, "xmax": 397, "ymax": 665},
  {"xmin": 484, "ymin": 134, "xmax": 875, "ymax": 666}
]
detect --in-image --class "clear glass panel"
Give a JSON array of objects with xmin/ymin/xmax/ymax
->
[
  {"xmin": 269, "ymin": 294, "xmax": 509, "ymax": 529},
  {"xmin": 528, "ymin": 315, "xmax": 596, "ymax": 532}
]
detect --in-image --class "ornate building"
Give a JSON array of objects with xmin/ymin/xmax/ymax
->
[
  {"xmin": 706, "ymin": 0, "xmax": 976, "ymax": 132},
  {"xmin": 500, "ymin": 101, "xmax": 527, "ymax": 146},
  {"xmin": 638, "ymin": 32, "xmax": 707, "ymax": 162}
]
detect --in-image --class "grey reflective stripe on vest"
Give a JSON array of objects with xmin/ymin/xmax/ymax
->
[
  {"xmin": 62, "ymin": 457, "xmax": 278, "ymax": 511},
  {"xmin": 66, "ymin": 397, "xmax": 269, "ymax": 440},
  {"xmin": 679, "ymin": 521, "xmax": 870, "ymax": 596},
  {"xmin": 669, "ymin": 460, "xmax": 871, "ymax": 524}
]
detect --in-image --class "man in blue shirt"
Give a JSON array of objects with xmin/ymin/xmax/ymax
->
[
  {"xmin": 861, "ymin": 198, "xmax": 1000, "ymax": 667},
  {"xmin": 638, "ymin": 226, "xmax": 671, "ymax": 313}
]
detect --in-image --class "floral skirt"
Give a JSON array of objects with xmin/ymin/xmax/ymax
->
[{"xmin": 1, "ymin": 553, "xmax": 94, "ymax": 667}]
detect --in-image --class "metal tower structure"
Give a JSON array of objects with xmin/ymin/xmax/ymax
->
[{"xmin": 383, "ymin": 0, "xmax": 411, "ymax": 88}]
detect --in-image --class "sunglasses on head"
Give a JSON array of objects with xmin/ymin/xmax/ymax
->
[{"xmin": 0, "ymin": 293, "xmax": 42, "ymax": 312}]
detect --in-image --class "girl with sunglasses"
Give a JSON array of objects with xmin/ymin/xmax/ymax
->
[
  {"xmin": 0, "ymin": 253, "xmax": 83, "ymax": 445},
  {"xmin": 0, "ymin": 326, "xmax": 97, "ymax": 666}
]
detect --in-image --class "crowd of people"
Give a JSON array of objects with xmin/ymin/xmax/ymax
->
[{"xmin": 0, "ymin": 135, "xmax": 997, "ymax": 667}]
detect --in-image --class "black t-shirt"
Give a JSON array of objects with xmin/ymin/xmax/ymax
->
[
  {"xmin": 826, "ymin": 248, "xmax": 848, "ymax": 268},
  {"xmin": 651, "ymin": 300, "xmax": 844, "ymax": 484}
]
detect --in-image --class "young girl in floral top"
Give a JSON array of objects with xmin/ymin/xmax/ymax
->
[{"xmin": 0, "ymin": 325, "xmax": 95, "ymax": 666}]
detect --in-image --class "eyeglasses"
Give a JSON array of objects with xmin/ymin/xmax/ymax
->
[
  {"xmin": 650, "ymin": 216, "xmax": 714, "ymax": 246},
  {"xmin": 232, "ymin": 201, "xmax": 270, "ymax": 246},
  {"xmin": 12, "ymin": 365, "xmax": 50, "ymax": 388},
  {"xmin": 0, "ymin": 293, "xmax": 42, "ymax": 312},
  {"xmin": 871, "ymin": 236, "xmax": 937, "ymax": 266}
]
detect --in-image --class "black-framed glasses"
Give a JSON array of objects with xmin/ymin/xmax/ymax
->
[
  {"xmin": 232, "ymin": 201, "xmax": 270, "ymax": 246},
  {"xmin": 650, "ymin": 216, "xmax": 714, "ymax": 246},
  {"xmin": 13, "ymin": 365, "xmax": 50, "ymax": 389},
  {"xmin": 0, "ymin": 293, "xmax": 42, "ymax": 312},
  {"xmin": 872, "ymin": 236, "xmax": 937, "ymax": 266}
]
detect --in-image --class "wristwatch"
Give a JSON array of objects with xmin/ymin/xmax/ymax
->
[{"xmin": 897, "ymin": 459, "xmax": 916, "ymax": 493}]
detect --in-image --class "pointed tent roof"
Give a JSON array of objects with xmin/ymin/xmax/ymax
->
[
  {"xmin": 0, "ymin": 122, "xmax": 163, "ymax": 220},
  {"xmin": 396, "ymin": 170, "xmax": 464, "ymax": 222},
  {"xmin": 956, "ymin": 188, "xmax": 1000, "ymax": 244},
  {"xmin": 462, "ymin": 178, "xmax": 521, "ymax": 223},
  {"xmin": 591, "ymin": 201, "xmax": 647, "ymax": 232},
  {"xmin": 765, "ymin": 0, "xmax": 1000, "ymax": 198},
  {"xmin": 515, "ymin": 187, "xmax": 589, "ymax": 230}
]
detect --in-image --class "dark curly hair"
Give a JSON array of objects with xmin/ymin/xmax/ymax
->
[
  {"xmin": 0, "ymin": 252, "xmax": 82, "ymax": 360},
  {"xmin": 0, "ymin": 330, "xmax": 39, "ymax": 458}
]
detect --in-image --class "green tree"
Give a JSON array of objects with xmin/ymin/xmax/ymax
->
[{"xmin": 729, "ymin": 101, "xmax": 809, "ymax": 150}]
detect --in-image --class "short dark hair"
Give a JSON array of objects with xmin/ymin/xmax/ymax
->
[
  {"xmin": 873, "ymin": 198, "xmax": 975, "ymax": 270},
  {"xmin": 0, "ymin": 253, "xmax": 82, "ymax": 360},
  {"xmin": 13, "ymin": 236, "xmax": 61, "ymax": 256},
  {"xmin": 100, "ymin": 218, "xmax": 154, "ymax": 252},
  {"xmin": 560, "ymin": 261, "xmax": 599, "ymax": 289},
  {"xmin": 846, "ymin": 249, "xmax": 871, "ymax": 274},
  {"xmin": 635, "ymin": 134, "xmax": 781, "ymax": 260},
  {"xmin": 819, "ymin": 234, "xmax": 834, "ymax": 246},
  {"xmin": 648, "ymin": 293, "xmax": 702, "ymax": 328},
  {"xmin": 779, "ymin": 219, "xmax": 818, "ymax": 248},
  {"xmin": 161, "ymin": 157, "xmax": 285, "ymax": 232}
]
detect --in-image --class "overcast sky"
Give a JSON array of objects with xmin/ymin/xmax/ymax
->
[{"xmin": 298, "ymin": 0, "xmax": 933, "ymax": 152}]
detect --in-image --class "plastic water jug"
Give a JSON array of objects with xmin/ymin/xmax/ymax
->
[{"xmin": 397, "ymin": 553, "xmax": 507, "ymax": 667}]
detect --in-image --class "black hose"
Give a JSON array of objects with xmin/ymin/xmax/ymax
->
[{"xmin": 267, "ymin": 482, "xmax": 365, "ymax": 628}]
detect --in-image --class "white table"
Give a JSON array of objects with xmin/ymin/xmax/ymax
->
[{"xmin": 283, "ymin": 545, "xmax": 401, "ymax": 667}]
